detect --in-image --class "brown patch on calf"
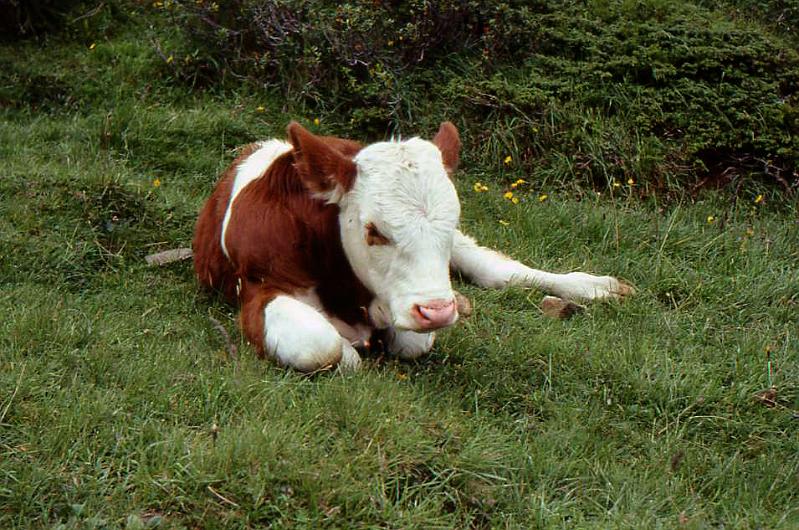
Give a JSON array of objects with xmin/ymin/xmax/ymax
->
[
  {"xmin": 317, "ymin": 135, "xmax": 362, "ymax": 159},
  {"xmin": 238, "ymin": 279, "xmax": 279, "ymax": 357},
  {"xmin": 432, "ymin": 121, "xmax": 461, "ymax": 176},
  {"xmin": 287, "ymin": 121, "xmax": 358, "ymax": 193},
  {"xmin": 193, "ymin": 143, "xmax": 260, "ymax": 302},
  {"xmin": 193, "ymin": 135, "xmax": 372, "ymax": 358}
]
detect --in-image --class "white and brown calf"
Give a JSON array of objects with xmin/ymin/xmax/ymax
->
[{"xmin": 193, "ymin": 122, "xmax": 632, "ymax": 372}]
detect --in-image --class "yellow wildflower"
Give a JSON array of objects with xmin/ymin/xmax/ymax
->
[
  {"xmin": 153, "ymin": 178, "xmax": 161, "ymax": 188},
  {"xmin": 166, "ymin": 55, "xmax": 174, "ymax": 64},
  {"xmin": 538, "ymin": 193, "xmax": 548, "ymax": 202},
  {"xmin": 613, "ymin": 181, "xmax": 621, "ymax": 188},
  {"xmin": 754, "ymin": 194, "xmax": 763, "ymax": 204},
  {"xmin": 707, "ymin": 215, "xmax": 715, "ymax": 224},
  {"xmin": 511, "ymin": 197, "xmax": 520, "ymax": 204},
  {"xmin": 504, "ymin": 191, "xmax": 514, "ymax": 200},
  {"xmin": 256, "ymin": 105, "xmax": 265, "ymax": 113},
  {"xmin": 627, "ymin": 178, "xmax": 635, "ymax": 186},
  {"xmin": 89, "ymin": 43, "xmax": 96, "ymax": 50},
  {"xmin": 473, "ymin": 182, "xmax": 488, "ymax": 193},
  {"xmin": 498, "ymin": 219, "xmax": 510, "ymax": 226},
  {"xmin": 313, "ymin": 118, "xmax": 320, "ymax": 126},
  {"xmin": 511, "ymin": 178, "xmax": 527, "ymax": 189},
  {"xmin": 504, "ymin": 155, "xmax": 512, "ymax": 165}
]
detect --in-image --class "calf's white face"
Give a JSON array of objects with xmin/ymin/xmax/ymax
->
[
  {"xmin": 340, "ymin": 138, "xmax": 461, "ymax": 331},
  {"xmin": 287, "ymin": 121, "xmax": 463, "ymax": 332}
]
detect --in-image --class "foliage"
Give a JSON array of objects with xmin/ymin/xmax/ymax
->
[
  {"xmin": 447, "ymin": 3, "xmax": 799, "ymax": 192},
  {"xmin": 159, "ymin": 0, "xmax": 798, "ymax": 193},
  {"xmin": 0, "ymin": 0, "xmax": 125, "ymax": 41},
  {"xmin": 158, "ymin": 0, "xmax": 528, "ymax": 126},
  {"xmin": 700, "ymin": 0, "xmax": 799, "ymax": 39}
]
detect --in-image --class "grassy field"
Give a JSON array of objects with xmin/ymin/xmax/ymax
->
[{"xmin": 2, "ymin": 6, "xmax": 799, "ymax": 529}]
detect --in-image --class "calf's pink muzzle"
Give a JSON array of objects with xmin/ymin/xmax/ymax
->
[{"xmin": 411, "ymin": 299, "xmax": 458, "ymax": 330}]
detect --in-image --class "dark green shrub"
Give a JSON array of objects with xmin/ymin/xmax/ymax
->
[
  {"xmin": 0, "ymin": 0, "xmax": 128, "ymax": 41},
  {"xmin": 161, "ymin": 0, "xmax": 797, "ymax": 192},
  {"xmin": 0, "ymin": 0, "xmax": 78, "ymax": 38},
  {"xmin": 699, "ymin": 0, "xmax": 799, "ymax": 40},
  {"xmin": 449, "ymin": 3, "xmax": 799, "ymax": 190},
  {"xmin": 160, "ymin": 0, "xmax": 539, "ymax": 130}
]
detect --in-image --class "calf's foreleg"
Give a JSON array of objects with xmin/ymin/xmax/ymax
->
[{"xmin": 240, "ymin": 283, "xmax": 361, "ymax": 372}]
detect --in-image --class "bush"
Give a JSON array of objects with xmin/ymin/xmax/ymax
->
[
  {"xmin": 699, "ymin": 0, "xmax": 799, "ymax": 40},
  {"xmin": 160, "ymin": 0, "xmax": 797, "ymax": 193},
  {"xmin": 448, "ymin": 3, "xmax": 799, "ymax": 190},
  {"xmin": 0, "ymin": 0, "xmax": 133, "ymax": 44},
  {"xmin": 159, "ymin": 1, "xmax": 535, "ymax": 124},
  {"xmin": 1, "ymin": 1, "xmax": 74, "ymax": 38}
]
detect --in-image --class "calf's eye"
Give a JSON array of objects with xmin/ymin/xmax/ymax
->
[{"xmin": 365, "ymin": 222, "xmax": 391, "ymax": 246}]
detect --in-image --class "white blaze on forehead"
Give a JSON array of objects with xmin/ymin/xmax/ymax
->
[
  {"xmin": 351, "ymin": 138, "xmax": 461, "ymax": 238},
  {"xmin": 221, "ymin": 140, "xmax": 292, "ymax": 258}
]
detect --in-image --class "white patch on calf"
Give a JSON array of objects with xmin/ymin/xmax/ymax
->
[
  {"xmin": 221, "ymin": 140, "xmax": 292, "ymax": 258},
  {"xmin": 451, "ymin": 230, "xmax": 631, "ymax": 302},
  {"xmin": 263, "ymin": 295, "xmax": 360, "ymax": 372},
  {"xmin": 386, "ymin": 328, "xmax": 436, "ymax": 360},
  {"xmin": 339, "ymin": 138, "xmax": 461, "ymax": 331},
  {"xmin": 294, "ymin": 288, "xmax": 372, "ymax": 347}
]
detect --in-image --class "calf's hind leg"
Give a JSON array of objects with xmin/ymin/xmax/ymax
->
[
  {"xmin": 451, "ymin": 230, "xmax": 633, "ymax": 302},
  {"xmin": 240, "ymin": 285, "xmax": 361, "ymax": 372}
]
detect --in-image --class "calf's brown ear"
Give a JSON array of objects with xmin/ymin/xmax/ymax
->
[
  {"xmin": 287, "ymin": 121, "xmax": 357, "ymax": 193},
  {"xmin": 432, "ymin": 121, "xmax": 460, "ymax": 176}
]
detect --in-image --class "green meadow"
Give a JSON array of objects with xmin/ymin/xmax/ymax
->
[{"xmin": 1, "ymin": 1, "xmax": 797, "ymax": 528}]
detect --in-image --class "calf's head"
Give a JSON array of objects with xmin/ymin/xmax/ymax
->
[{"xmin": 288, "ymin": 121, "xmax": 462, "ymax": 332}]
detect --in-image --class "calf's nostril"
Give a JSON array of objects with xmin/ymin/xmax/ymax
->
[{"xmin": 414, "ymin": 299, "xmax": 457, "ymax": 325}]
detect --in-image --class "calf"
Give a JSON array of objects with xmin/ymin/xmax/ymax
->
[{"xmin": 193, "ymin": 122, "xmax": 632, "ymax": 371}]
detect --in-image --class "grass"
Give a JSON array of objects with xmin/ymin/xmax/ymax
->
[{"xmin": 2, "ymin": 12, "xmax": 798, "ymax": 529}]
